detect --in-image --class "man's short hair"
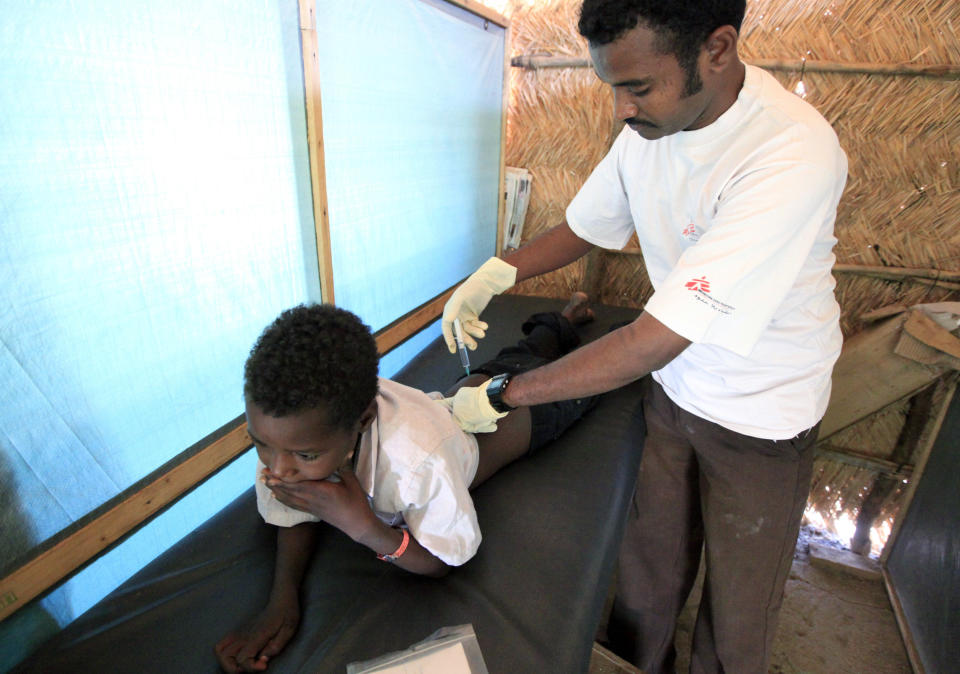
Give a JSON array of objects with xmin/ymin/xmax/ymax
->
[
  {"xmin": 244, "ymin": 304, "xmax": 379, "ymax": 427},
  {"xmin": 578, "ymin": 0, "xmax": 746, "ymax": 94}
]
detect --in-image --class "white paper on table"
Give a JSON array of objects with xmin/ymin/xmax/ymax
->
[{"xmin": 362, "ymin": 641, "xmax": 472, "ymax": 673}]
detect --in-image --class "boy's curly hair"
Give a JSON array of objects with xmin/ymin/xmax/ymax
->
[
  {"xmin": 578, "ymin": 0, "xmax": 746, "ymax": 95},
  {"xmin": 244, "ymin": 304, "xmax": 379, "ymax": 428}
]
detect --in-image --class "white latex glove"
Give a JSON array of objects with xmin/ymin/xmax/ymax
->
[
  {"xmin": 442, "ymin": 257, "xmax": 517, "ymax": 353},
  {"xmin": 437, "ymin": 382, "xmax": 508, "ymax": 434}
]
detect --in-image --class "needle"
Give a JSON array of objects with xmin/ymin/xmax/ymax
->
[{"xmin": 453, "ymin": 318, "xmax": 470, "ymax": 376}]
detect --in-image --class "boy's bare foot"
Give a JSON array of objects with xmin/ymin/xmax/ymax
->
[{"xmin": 561, "ymin": 291, "xmax": 594, "ymax": 325}]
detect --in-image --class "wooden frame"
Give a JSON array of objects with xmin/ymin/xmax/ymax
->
[
  {"xmin": 497, "ymin": 22, "xmax": 512, "ymax": 257},
  {"xmin": 880, "ymin": 375, "xmax": 957, "ymax": 564},
  {"xmin": 300, "ymin": 0, "xmax": 336, "ymax": 302},
  {"xmin": 446, "ymin": 0, "xmax": 508, "ymax": 27},
  {"xmin": 0, "ymin": 0, "xmax": 511, "ymax": 626},
  {"xmin": 815, "ymin": 444, "xmax": 913, "ymax": 479},
  {"xmin": 879, "ymin": 375, "xmax": 957, "ymax": 673},
  {"xmin": 882, "ymin": 570, "xmax": 926, "ymax": 674},
  {"xmin": 0, "ymin": 420, "xmax": 252, "ymax": 623}
]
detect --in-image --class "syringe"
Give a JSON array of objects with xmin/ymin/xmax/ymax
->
[{"xmin": 453, "ymin": 318, "xmax": 471, "ymax": 376}]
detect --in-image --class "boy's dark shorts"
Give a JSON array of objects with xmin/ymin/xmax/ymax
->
[{"xmin": 471, "ymin": 312, "xmax": 600, "ymax": 454}]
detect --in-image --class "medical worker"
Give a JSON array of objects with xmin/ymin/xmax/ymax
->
[{"xmin": 440, "ymin": 1, "xmax": 847, "ymax": 672}]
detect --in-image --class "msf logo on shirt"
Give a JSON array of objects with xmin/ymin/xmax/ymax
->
[
  {"xmin": 685, "ymin": 276, "xmax": 711, "ymax": 293},
  {"xmin": 685, "ymin": 276, "xmax": 735, "ymax": 315},
  {"xmin": 681, "ymin": 223, "xmax": 700, "ymax": 242}
]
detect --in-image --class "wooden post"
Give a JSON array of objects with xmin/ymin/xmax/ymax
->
[
  {"xmin": 583, "ymin": 248, "xmax": 607, "ymax": 302},
  {"xmin": 849, "ymin": 382, "xmax": 936, "ymax": 555},
  {"xmin": 298, "ymin": 0, "xmax": 335, "ymax": 302},
  {"xmin": 496, "ymin": 23, "xmax": 512, "ymax": 256}
]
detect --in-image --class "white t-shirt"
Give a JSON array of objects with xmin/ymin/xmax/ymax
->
[
  {"xmin": 566, "ymin": 65, "xmax": 847, "ymax": 439},
  {"xmin": 255, "ymin": 378, "xmax": 482, "ymax": 566}
]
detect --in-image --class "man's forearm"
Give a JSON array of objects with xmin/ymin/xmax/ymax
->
[
  {"xmin": 271, "ymin": 523, "xmax": 318, "ymax": 596},
  {"xmin": 503, "ymin": 311, "xmax": 691, "ymax": 408},
  {"xmin": 502, "ymin": 222, "xmax": 594, "ymax": 283}
]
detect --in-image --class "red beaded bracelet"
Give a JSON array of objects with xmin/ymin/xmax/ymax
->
[{"xmin": 377, "ymin": 528, "xmax": 410, "ymax": 562}]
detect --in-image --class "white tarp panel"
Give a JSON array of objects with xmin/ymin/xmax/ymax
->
[
  {"xmin": 0, "ymin": 0, "xmax": 318, "ymax": 662},
  {"xmin": 0, "ymin": 0, "xmax": 504, "ymax": 667},
  {"xmin": 315, "ymin": 0, "xmax": 505, "ymax": 374}
]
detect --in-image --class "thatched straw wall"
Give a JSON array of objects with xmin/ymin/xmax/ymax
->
[{"xmin": 488, "ymin": 0, "xmax": 960, "ymax": 553}]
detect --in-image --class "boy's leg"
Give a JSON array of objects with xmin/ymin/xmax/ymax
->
[
  {"xmin": 470, "ymin": 406, "xmax": 533, "ymax": 488},
  {"xmin": 465, "ymin": 293, "xmax": 596, "ymax": 489},
  {"xmin": 521, "ymin": 292, "xmax": 600, "ymax": 454},
  {"xmin": 455, "ymin": 292, "xmax": 593, "ymax": 388}
]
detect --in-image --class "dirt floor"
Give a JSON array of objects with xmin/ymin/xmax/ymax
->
[
  {"xmin": 593, "ymin": 524, "xmax": 912, "ymax": 673},
  {"xmin": 675, "ymin": 525, "xmax": 911, "ymax": 673}
]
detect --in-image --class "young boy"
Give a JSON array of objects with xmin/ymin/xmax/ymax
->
[{"xmin": 215, "ymin": 294, "xmax": 596, "ymax": 673}]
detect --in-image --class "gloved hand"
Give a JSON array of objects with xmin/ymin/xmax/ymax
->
[
  {"xmin": 437, "ymin": 382, "xmax": 508, "ymax": 433},
  {"xmin": 442, "ymin": 257, "xmax": 517, "ymax": 353}
]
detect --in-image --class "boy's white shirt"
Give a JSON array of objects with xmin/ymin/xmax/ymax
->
[
  {"xmin": 566, "ymin": 65, "xmax": 848, "ymax": 440},
  {"xmin": 255, "ymin": 378, "xmax": 482, "ymax": 566}
]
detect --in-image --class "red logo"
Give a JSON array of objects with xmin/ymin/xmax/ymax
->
[
  {"xmin": 685, "ymin": 276, "xmax": 710, "ymax": 293},
  {"xmin": 681, "ymin": 223, "xmax": 696, "ymax": 237}
]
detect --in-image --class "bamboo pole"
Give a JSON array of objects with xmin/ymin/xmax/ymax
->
[
  {"xmin": 511, "ymin": 55, "xmax": 592, "ymax": 69},
  {"xmin": 510, "ymin": 54, "xmax": 960, "ymax": 79},
  {"xmin": 833, "ymin": 264, "xmax": 960, "ymax": 291},
  {"xmin": 611, "ymin": 250, "xmax": 960, "ymax": 290},
  {"xmin": 833, "ymin": 264, "xmax": 960, "ymax": 283},
  {"xmin": 755, "ymin": 58, "xmax": 960, "ymax": 79}
]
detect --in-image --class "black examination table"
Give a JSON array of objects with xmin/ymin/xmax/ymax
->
[{"xmin": 16, "ymin": 295, "xmax": 645, "ymax": 673}]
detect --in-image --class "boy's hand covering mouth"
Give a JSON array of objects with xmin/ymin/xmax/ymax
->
[
  {"xmin": 259, "ymin": 451, "xmax": 353, "ymax": 486},
  {"xmin": 265, "ymin": 468, "xmax": 377, "ymax": 542}
]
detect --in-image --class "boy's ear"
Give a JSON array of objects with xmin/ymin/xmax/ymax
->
[{"xmin": 355, "ymin": 399, "xmax": 378, "ymax": 433}]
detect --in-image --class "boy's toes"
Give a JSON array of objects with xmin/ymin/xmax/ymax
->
[{"xmin": 562, "ymin": 291, "xmax": 594, "ymax": 325}]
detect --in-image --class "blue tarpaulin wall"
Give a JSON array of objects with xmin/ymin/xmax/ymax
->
[{"xmin": 0, "ymin": 0, "xmax": 504, "ymax": 668}]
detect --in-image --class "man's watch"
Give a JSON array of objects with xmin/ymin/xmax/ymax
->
[{"xmin": 485, "ymin": 373, "xmax": 517, "ymax": 413}]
